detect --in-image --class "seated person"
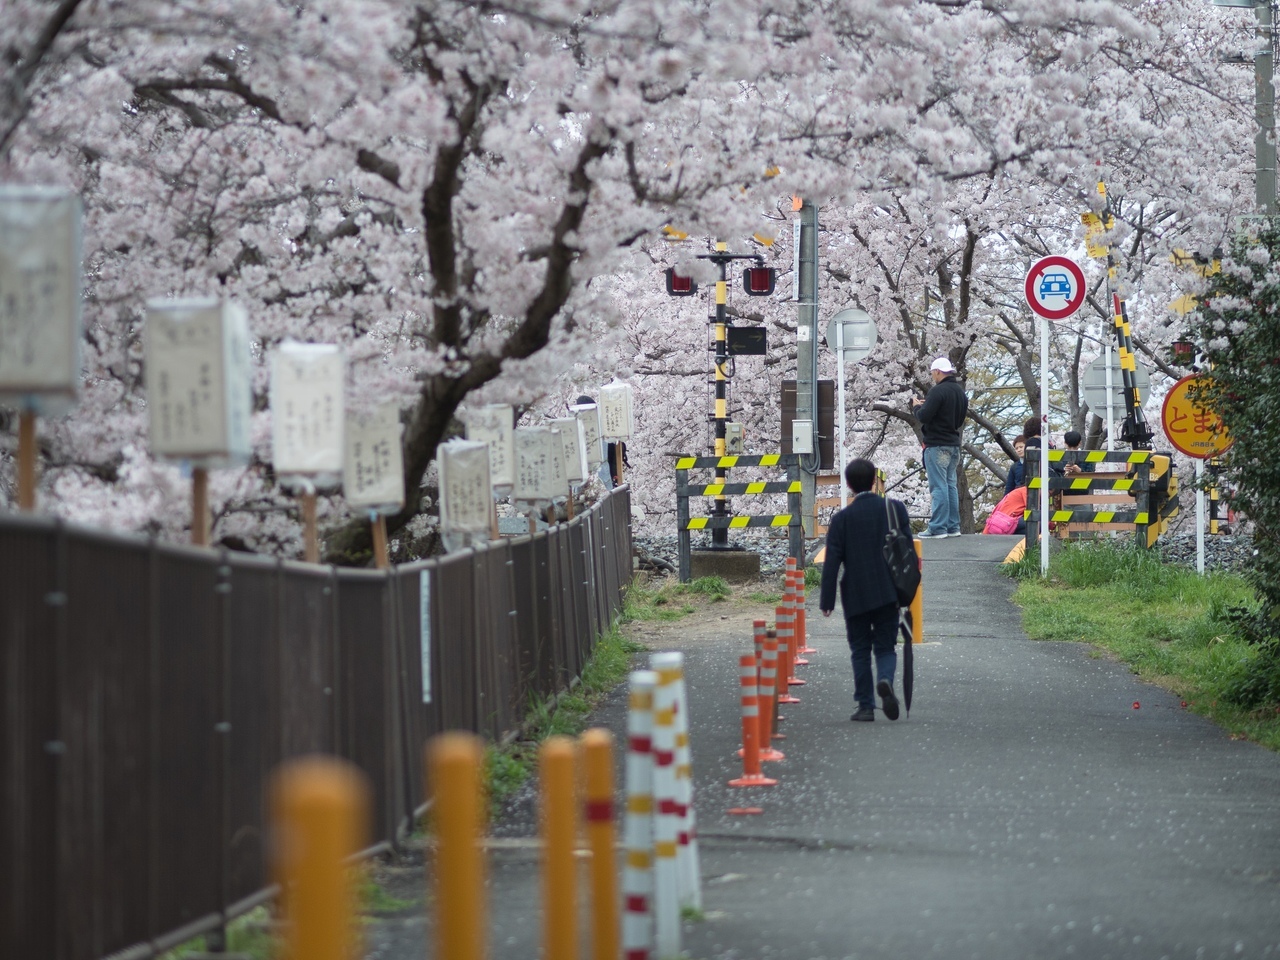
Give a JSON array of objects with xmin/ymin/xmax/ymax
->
[
  {"xmin": 984, "ymin": 485, "xmax": 1028, "ymax": 535},
  {"xmin": 1004, "ymin": 435, "xmax": 1027, "ymax": 496}
]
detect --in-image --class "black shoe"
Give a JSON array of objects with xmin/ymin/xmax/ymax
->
[
  {"xmin": 850, "ymin": 707, "xmax": 875, "ymax": 722},
  {"xmin": 877, "ymin": 680, "xmax": 900, "ymax": 721}
]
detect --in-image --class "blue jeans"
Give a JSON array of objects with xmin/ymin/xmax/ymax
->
[
  {"xmin": 923, "ymin": 444, "xmax": 961, "ymax": 535},
  {"xmin": 846, "ymin": 602, "xmax": 899, "ymax": 709}
]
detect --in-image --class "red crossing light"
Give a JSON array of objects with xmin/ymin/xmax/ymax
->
[
  {"xmin": 742, "ymin": 266, "xmax": 776, "ymax": 297},
  {"xmin": 665, "ymin": 267, "xmax": 698, "ymax": 296}
]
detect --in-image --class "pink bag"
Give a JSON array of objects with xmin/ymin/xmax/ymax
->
[{"xmin": 983, "ymin": 510, "xmax": 1018, "ymax": 535}]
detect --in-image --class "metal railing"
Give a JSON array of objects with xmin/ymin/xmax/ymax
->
[{"xmin": 0, "ymin": 487, "xmax": 631, "ymax": 960}]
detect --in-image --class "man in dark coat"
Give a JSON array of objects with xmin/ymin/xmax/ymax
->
[
  {"xmin": 911, "ymin": 357, "xmax": 968, "ymax": 538},
  {"xmin": 820, "ymin": 458, "xmax": 909, "ymax": 722}
]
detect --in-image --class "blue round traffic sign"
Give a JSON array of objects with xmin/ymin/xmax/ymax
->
[{"xmin": 1025, "ymin": 255, "xmax": 1086, "ymax": 320}]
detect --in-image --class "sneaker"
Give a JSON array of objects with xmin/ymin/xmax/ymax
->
[
  {"xmin": 947, "ymin": 530, "xmax": 962, "ymax": 538},
  {"xmin": 850, "ymin": 707, "xmax": 876, "ymax": 722},
  {"xmin": 877, "ymin": 680, "xmax": 900, "ymax": 721},
  {"xmin": 917, "ymin": 530, "xmax": 946, "ymax": 539}
]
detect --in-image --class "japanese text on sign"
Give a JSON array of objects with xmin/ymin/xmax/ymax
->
[
  {"xmin": 599, "ymin": 381, "xmax": 634, "ymax": 440},
  {"xmin": 271, "ymin": 343, "xmax": 346, "ymax": 476},
  {"xmin": 465, "ymin": 404, "xmax": 515, "ymax": 487},
  {"xmin": 438, "ymin": 439, "xmax": 493, "ymax": 534},
  {"xmin": 514, "ymin": 426, "xmax": 560, "ymax": 500},
  {"xmin": 1161, "ymin": 375, "xmax": 1233, "ymax": 459},
  {"xmin": 345, "ymin": 404, "xmax": 405, "ymax": 509},
  {"xmin": 0, "ymin": 188, "xmax": 82, "ymax": 399}
]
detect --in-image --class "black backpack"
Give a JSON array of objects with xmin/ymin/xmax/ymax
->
[{"xmin": 883, "ymin": 498, "xmax": 921, "ymax": 606}]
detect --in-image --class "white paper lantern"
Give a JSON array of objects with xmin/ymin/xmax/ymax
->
[
  {"xmin": 600, "ymin": 381, "xmax": 635, "ymax": 440},
  {"xmin": 145, "ymin": 298, "xmax": 251, "ymax": 465},
  {"xmin": 270, "ymin": 342, "xmax": 346, "ymax": 481},
  {"xmin": 344, "ymin": 403, "xmax": 405, "ymax": 511},
  {"xmin": 550, "ymin": 417, "xmax": 588, "ymax": 483},
  {"xmin": 570, "ymin": 401, "xmax": 604, "ymax": 470},
  {"xmin": 465, "ymin": 404, "xmax": 515, "ymax": 487},
  {"xmin": 0, "ymin": 187, "xmax": 83, "ymax": 411},
  {"xmin": 513, "ymin": 426, "xmax": 561, "ymax": 501},
  {"xmin": 438, "ymin": 439, "xmax": 493, "ymax": 535}
]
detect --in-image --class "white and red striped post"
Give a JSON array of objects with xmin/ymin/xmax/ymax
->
[
  {"xmin": 729, "ymin": 654, "xmax": 776, "ymax": 802},
  {"xmin": 649, "ymin": 656, "xmax": 681, "ymax": 958},
  {"xmin": 794, "ymin": 570, "xmax": 815, "ymax": 655},
  {"xmin": 652, "ymin": 651, "xmax": 700, "ymax": 914},
  {"xmin": 759, "ymin": 630, "xmax": 785, "ymax": 759},
  {"xmin": 789, "ymin": 572, "xmax": 810, "ymax": 666},
  {"xmin": 752, "ymin": 619, "xmax": 766, "ymax": 680},
  {"xmin": 623, "ymin": 671, "xmax": 656, "ymax": 960},
  {"xmin": 776, "ymin": 604, "xmax": 803, "ymax": 703}
]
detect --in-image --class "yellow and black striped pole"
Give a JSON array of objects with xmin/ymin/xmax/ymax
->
[
  {"xmin": 1100, "ymin": 182, "xmax": 1153, "ymax": 450},
  {"xmin": 712, "ymin": 241, "xmax": 730, "ymax": 547}
]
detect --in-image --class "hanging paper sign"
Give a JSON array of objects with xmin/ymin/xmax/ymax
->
[
  {"xmin": 145, "ymin": 298, "xmax": 252, "ymax": 464},
  {"xmin": 599, "ymin": 381, "xmax": 634, "ymax": 440},
  {"xmin": 550, "ymin": 417, "xmax": 588, "ymax": 483},
  {"xmin": 270, "ymin": 342, "xmax": 346, "ymax": 478},
  {"xmin": 513, "ymin": 426, "xmax": 560, "ymax": 500},
  {"xmin": 438, "ymin": 439, "xmax": 493, "ymax": 534},
  {"xmin": 570, "ymin": 400, "xmax": 604, "ymax": 470},
  {"xmin": 465, "ymin": 404, "xmax": 515, "ymax": 488},
  {"xmin": 344, "ymin": 403, "xmax": 405, "ymax": 510},
  {"xmin": 0, "ymin": 186, "xmax": 83, "ymax": 408}
]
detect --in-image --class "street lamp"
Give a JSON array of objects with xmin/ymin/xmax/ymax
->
[{"xmin": 1215, "ymin": 0, "xmax": 1277, "ymax": 216}]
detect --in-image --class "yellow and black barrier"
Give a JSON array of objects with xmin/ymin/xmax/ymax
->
[
  {"xmin": 675, "ymin": 452, "xmax": 803, "ymax": 581},
  {"xmin": 1024, "ymin": 450, "xmax": 1179, "ymax": 549}
]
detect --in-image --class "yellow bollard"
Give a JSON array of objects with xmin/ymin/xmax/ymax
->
[
  {"xmin": 911, "ymin": 538, "xmax": 924, "ymax": 643},
  {"xmin": 428, "ymin": 733, "xmax": 487, "ymax": 960},
  {"xmin": 541, "ymin": 736, "xmax": 578, "ymax": 960},
  {"xmin": 581, "ymin": 728, "xmax": 620, "ymax": 960},
  {"xmin": 271, "ymin": 755, "xmax": 370, "ymax": 960}
]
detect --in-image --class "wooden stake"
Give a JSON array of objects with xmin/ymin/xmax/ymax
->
[
  {"xmin": 545, "ymin": 504, "xmax": 557, "ymax": 527},
  {"xmin": 192, "ymin": 467, "xmax": 210, "ymax": 546},
  {"xmin": 489, "ymin": 497, "xmax": 500, "ymax": 541},
  {"xmin": 614, "ymin": 442, "xmax": 625, "ymax": 487},
  {"xmin": 527, "ymin": 511, "xmax": 537, "ymax": 536},
  {"xmin": 301, "ymin": 490, "xmax": 319, "ymax": 563},
  {"xmin": 371, "ymin": 513, "xmax": 390, "ymax": 570},
  {"xmin": 566, "ymin": 484, "xmax": 575, "ymax": 520},
  {"xmin": 18, "ymin": 410, "xmax": 36, "ymax": 512}
]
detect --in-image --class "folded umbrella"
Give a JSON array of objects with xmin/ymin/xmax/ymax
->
[{"xmin": 898, "ymin": 607, "xmax": 914, "ymax": 714}]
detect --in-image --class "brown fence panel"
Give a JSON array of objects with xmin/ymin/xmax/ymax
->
[
  {"xmin": 566, "ymin": 520, "xmax": 591, "ymax": 674},
  {"xmin": 276, "ymin": 564, "xmax": 337, "ymax": 758},
  {"xmin": 434, "ymin": 552, "xmax": 478, "ymax": 733},
  {"xmin": 0, "ymin": 518, "xmax": 60, "ymax": 960},
  {"xmin": 150, "ymin": 545, "xmax": 223, "ymax": 942},
  {"xmin": 222, "ymin": 553, "xmax": 281, "ymax": 909},
  {"xmin": 388, "ymin": 562, "xmax": 436, "ymax": 823},
  {"xmin": 507, "ymin": 536, "xmax": 541, "ymax": 708}
]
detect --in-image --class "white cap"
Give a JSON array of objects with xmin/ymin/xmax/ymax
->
[{"xmin": 930, "ymin": 357, "xmax": 955, "ymax": 373}]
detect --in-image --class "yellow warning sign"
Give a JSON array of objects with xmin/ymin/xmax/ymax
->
[{"xmin": 1161, "ymin": 375, "xmax": 1233, "ymax": 459}]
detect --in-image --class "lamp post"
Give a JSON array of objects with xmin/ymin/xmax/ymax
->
[{"xmin": 1216, "ymin": 0, "xmax": 1277, "ymax": 216}]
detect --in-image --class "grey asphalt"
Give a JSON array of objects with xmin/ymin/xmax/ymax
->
[{"xmin": 372, "ymin": 534, "xmax": 1280, "ymax": 960}]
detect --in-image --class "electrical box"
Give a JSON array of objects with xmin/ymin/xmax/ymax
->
[
  {"xmin": 791, "ymin": 419, "xmax": 814, "ymax": 455},
  {"xmin": 724, "ymin": 422, "xmax": 744, "ymax": 454}
]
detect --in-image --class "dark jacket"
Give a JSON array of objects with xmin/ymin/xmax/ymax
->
[
  {"xmin": 819, "ymin": 493, "xmax": 911, "ymax": 618},
  {"xmin": 914, "ymin": 375, "xmax": 967, "ymax": 447},
  {"xmin": 1004, "ymin": 459, "xmax": 1026, "ymax": 496}
]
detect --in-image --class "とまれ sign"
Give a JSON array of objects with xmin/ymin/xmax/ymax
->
[
  {"xmin": 1025, "ymin": 255, "xmax": 1087, "ymax": 321},
  {"xmin": 271, "ymin": 342, "xmax": 346, "ymax": 481},
  {"xmin": 0, "ymin": 186, "xmax": 83, "ymax": 411},
  {"xmin": 344, "ymin": 403, "xmax": 405, "ymax": 510},
  {"xmin": 145, "ymin": 298, "xmax": 252, "ymax": 465},
  {"xmin": 1161, "ymin": 375, "xmax": 1233, "ymax": 459}
]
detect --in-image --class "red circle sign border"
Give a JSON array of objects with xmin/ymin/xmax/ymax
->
[
  {"xmin": 1025, "ymin": 255, "xmax": 1087, "ymax": 321},
  {"xmin": 1160, "ymin": 374, "xmax": 1234, "ymax": 460}
]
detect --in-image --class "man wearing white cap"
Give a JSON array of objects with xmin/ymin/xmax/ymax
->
[{"xmin": 911, "ymin": 357, "xmax": 968, "ymax": 537}]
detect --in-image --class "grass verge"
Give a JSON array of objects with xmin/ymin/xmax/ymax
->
[{"xmin": 1006, "ymin": 540, "xmax": 1280, "ymax": 750}]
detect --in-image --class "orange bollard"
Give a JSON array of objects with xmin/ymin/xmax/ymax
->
[
  {"xmin": 759, "ymin": 630, "xmax": 785, "ymax": 758},
  {"xmin": 794, "ymin": 571, "xmax": 815, "ymax": 655},
  {"xmin": 911, "ymin": 538, "xmax": 924, "ymax": 643},
  {"xmin": 271, "ymin": 755, "xmax": 370, "ymax": 960},
  {"xmin": 776, "ymin": 604, "xmax": 804, "ymax": 699},
  {"xmin": 541, "ymin": 736, "xmax": 578, "ymax": 960},
  {"xmin": 753, "ymin": 619, "xmax": 767, "ymax": 678},
  {"xmin": 730, "ymin": 654, "xmax": 777, "ymax": 798},
  {"xmin": 581, "ymin": 729, "xmax": 620, "ymax": 960},
  {"xmin": 428, "ymin": 733, "xmax": 487, "ymax": 960},
  {"xmin": 789, "ymin": 573, "xmax": 809, "ymax": 666}
]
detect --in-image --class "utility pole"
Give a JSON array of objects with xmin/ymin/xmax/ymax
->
[
  {"xmin": 794, "ymin": 200, "xmax": 820, "ymax": 535},
  {"xmin": 1215, "ymin": 0, "xmax": 1277, "ymax": 214}
]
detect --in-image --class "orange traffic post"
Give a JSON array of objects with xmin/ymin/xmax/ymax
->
[
  {"xmin": 541, "ymin": 736, "xmax": 578, "ymax": 960},
  {"xmin": 758, "ymin": 630, "xmax": 785, "ymax": 758},
  {"xmin": 752, "ymin": 618, "xmax": 767, "ymax": 676},
  {"xmin": 789, "ymin": 573, "xmax": 809, "ymax": 666},
  {"xmin": 271, "ymin": 755, "xmax": 370, "ymax": 960},
  {"xmin": 729, "ymin": 654, "xmax": 776, "ymax": 800},
  {"xmin": 911, "ymin": 538, "xmax": 924, "ymax": 643},
  {"xmin": 776, "ymin": 604, "xmax": 803, "ymax": 700},
  {"xmin": 428, "ymin": 732, "xmax": 487, "ymax": 960},
  {"xmin": 581, "ymin": 728, "xmax": 620, "ymax": 960},
  {"xmin": 794, "ymin": 570, "xmax": 815, "ymax": 655}
]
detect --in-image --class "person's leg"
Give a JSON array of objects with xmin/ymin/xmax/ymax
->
[
  {"xmin": 869, "ymin": 603, "xmax": 899, "ymax": 692},
  {"xmin": 921, "ymin": 445, "xmax": 948, "ymax": 535},
  {"xmin": 944, "ymin": 446, "xmax": 962, "ymax": 534},
  {"xmin": 845, "ymin": 613, "xmax": 875, "ymax": 711}
]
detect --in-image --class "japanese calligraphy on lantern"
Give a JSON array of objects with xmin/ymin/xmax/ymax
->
[
  {"xmin": 599, "ymin": 381, "xmax": 634, "ymax": 440},
  {"xmin": 570, "ymin": 400, "xmax": 604, "ymax": 470},
  {"xmin": 145, "ymin": 299, "xmax": 251, "ymax": 464},
  {"xmin": 345, "ymin": 403, "xmax": 405, "ymax": 509},
  {"xmin": 271, "ymin": 342, "xmax": 346, "ymax": 477},
  {"xmin": 514, "ymin": 426, "xmax": 560, "ymax": 500},
  {"xmin": 1161, "ymin": 375, "xmax": 1233, "ymax": 459},
  {"xmin": 438, "ymin": 439, "xmax": 493, "ymax": 535},
  {"xmin": 550, "ymin": 417, "xmax": 588, "ymax": 483},
  {"xmin": 465, "ymin": 404, "xmax": 515, "ymax": 487},
  {"xmin": 0, "ymin": 187, "xmax": 82, "ymax": 404}
]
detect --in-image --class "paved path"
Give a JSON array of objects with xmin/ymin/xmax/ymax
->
[{"xmin": 370, "ymin": 534, "xmax": 1280, "ymax": 960}]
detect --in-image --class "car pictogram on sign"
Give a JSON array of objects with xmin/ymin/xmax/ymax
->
[{"xmin": 1038, "ymin": 273, "xmax": 1073, "ymax": 299}]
